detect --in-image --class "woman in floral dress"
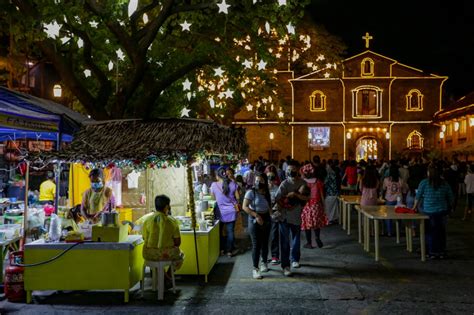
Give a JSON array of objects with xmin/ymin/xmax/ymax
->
[{"xmin": 300, "ymin": 163, "xmax": 328, "ymax": 248}]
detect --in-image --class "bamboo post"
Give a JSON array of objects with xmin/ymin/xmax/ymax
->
[
  {"xmin": 186, "ymin": 162, "xmax": 200, "ymax": 281},
  {"xmin": 21, "ymin": 161, "xmax": 30, "ymax": 250}
]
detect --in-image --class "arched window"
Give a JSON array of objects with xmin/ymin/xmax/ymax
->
[
  {"xmin": 361, "ymin": 58, "xmax": 374, "ymax": 77},
  {"xmin": 407, "ymin": 130, "xmax": 424, "ymax": 149},
  {"xmin": 309, "ymin": 90, "xmax": 326, "ymax": 112},
  {"xmin": 406, "ymin": 89, "xmax": 424, "ymax": 111},
  {"xmin": 351, "ymin": 85, "xmax": 383, "ymax": 118}
]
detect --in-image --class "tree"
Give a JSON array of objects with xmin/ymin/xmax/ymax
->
[{"xmin": 2, "ymin": 0, "xmax": 343, "ymax": 123}]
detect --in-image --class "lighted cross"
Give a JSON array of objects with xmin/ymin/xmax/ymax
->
[{"xmin": 362, "ymin": 32, "xmax": 373, "ymax": 49}]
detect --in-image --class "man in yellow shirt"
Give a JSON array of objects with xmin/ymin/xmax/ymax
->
[
  {"xmin": 39, "ymin": 172, "xmax": 56, "ymax": 205},
  {"xmin": 142, "ymin": 195, "xmax": 184, "ymax": 271}
]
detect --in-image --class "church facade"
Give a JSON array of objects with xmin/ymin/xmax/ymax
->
[{"xmin": 234, "ymin": 35, "xmax": 448, "ymax": 162}]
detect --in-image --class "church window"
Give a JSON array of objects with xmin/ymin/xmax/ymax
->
[
  {"xmin": 460, "ymin": 119, "xmax": 467, "ymax": 135},
  {"xmin": 352, "ymin": 86, "xmax": 382, "ymax": 118},
  {"xmin": 361, "ymin": 58, "xmax": 374, "ymax": 77},
  {"xmin": 309, "ymin": 90, "xmax": 326, "ymax": 112},
  {"xmin": 406, "ymin": 89, "xmax": 424, "ymax": 111},
  {"xmin": 407, "ymin": 130, "xmax": 424, "ymax": 150}
]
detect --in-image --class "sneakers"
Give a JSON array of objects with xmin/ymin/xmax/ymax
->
[
  {"xmin": 291, "ymin": 261, "xmax": 300, "ymax": 268},
  {"xmin": 283, "ymin": 267, "xmax": 292, "ymax": 277},
  {"xmin": 260, "ymin": 262, "xmax": 269, "ymax": 273},
  {"xmin": 252, "ymin": 268, "xmax": 263, "ymax": 279},
  {"xmin": 271, "ymin": 257, "xmax": 280, "ymax": 265},
  {"xmin": 316, "ymin": 239, "xmax": 324, "ymax": 248}
]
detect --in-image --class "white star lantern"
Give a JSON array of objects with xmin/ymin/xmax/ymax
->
[
  {"xmin": 77, "ymin": 38, "xmax": 83, "ymax": 49},
  {"xmin": 60, "ymin": 36, "xmax": 70, "ymax": 44},
  {"xmin": 278, "ymin": 0, "xmax": 287, "ymax": 5},
  {"xmin": 89, "ymin": 21, "xmax": 98, "ymax": 28},
  {"xmin": 217, "ymin": 0, "xmax": 230, "ymax": 14},
  {"xmin": 324, "ymin": 72, "xmax": 330, "ymax": 78},
  {"xmin": 214, "ymin": 67, "xmax": 224, "ymax": 77},
  {"xmin": 180, "ymin": 20, "xmax": 192, "ymax": 32},
  {"xmin": 128, "ymin": 0, "xmax": 138, "ymax": 18},
  {"xmin": 116, "ymin": 49, "xmax": 125, "ymax": 61},
  {"xmin": 257, "ymin": 59, "xmax": 267, "ymax": 70},
  {"xmin": 182, "ymin": 79, "xmax": 192, "ymax": 91},
  {"xmin": 180, "ymin": 107, "xmax": 191, "ymax": 117},
  {"xmin": 223, "ymin": 89, "xmax": 234, "ymax": 99},
  {"xmin": 265, "ymin": 22, "xmax": 271, "ymax": 34},
  {"xmin": 246, "ymin": 104, "xmax": 253, "ymax": 111},
  {"xmin": 278, "ymin": 111, "xmax": 284, "ymax": 118},
  {"xmin": 286, "ymin": 22, "xmax": 295, "ymax": 35},
  {"xmin": 83, "ymin": 69, "xmax": 91, "ymax": 77},
  {"xmin": 43, "ymin": 21, "xmax": 61, "ymax": 39},
  {"xmin": 242, "ymin": 59, "xmax": 253, "ymax": 69},
  {"xmin": 108, "ymin": 61, "xmax": 114, "ymax": 71}
]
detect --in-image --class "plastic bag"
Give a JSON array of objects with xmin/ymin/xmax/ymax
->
[
  {"xmin": 27, "ymin": 208, "xmax": 45, "ymax": 229},
  {"xmin": 78, "ymin": 222, "xmax": 92, "ymax": 240},
  {"xmin": 48, "ymin": 213, "xmax": 62, "ymax": 242}
]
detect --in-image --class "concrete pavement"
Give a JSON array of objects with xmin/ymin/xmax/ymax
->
[{"xmin": 1, "ymin": 209, "xmax": 474, "ymax": 314}]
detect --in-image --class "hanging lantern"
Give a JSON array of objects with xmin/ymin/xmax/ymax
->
[
  {"xmin": 385, "ymin": 132, "xmax": 390, "ymax": 140},
  {"xmin": 346, "ymin": 132, "xmax": 351, "ymax": 139},
  {"xmin": 53, "ymin": 84, "xmax": 62, "ymax": 97}
]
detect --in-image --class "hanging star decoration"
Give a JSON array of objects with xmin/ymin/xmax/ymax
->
[
  {"xmin": 182, "ymin": 78, "xmax": 192, "ymax": 91},
  {"xmin": 242, "ymin": 59, "xmax": 253, "ymax": 69},
  {"xmin": 217, "ymin": 0, "xmax": 230, "ymax": 14},
  {"xmin": 143, "ymin": 13, "xmax": 149, "ymax": 24},
  {"xmin": 223, "ymin": 88, "xmax": 234, "ymax": 99},
  {"xmin": 278, "ymin": 111, "xmax": 284, "ymax": 118},
  {"xmin": 84, "ymin": 69, "xmax": 91, "ymax": 77},
  {"xmin": 89, "ymin": 21, "xmax": 98, "ymax": 28},
  {"xmin": 246, "ymin": 104, "xmax": 253, "ymax": 111},
  {"xmin": 257, "ymin": 59, "xmax": 267, "ymax": 70},
  {"xmin": 128, "ymin": 0, "xmax": 138, "ymax": 18},
  {"xmin": 108, "ymin": 61, "xmax": 114, "ymax": 71},
  {"xmin": 116, "ymin": 49, "xmax": 125, "ymax": 61},
  {"xmin": 324, "ymin": 72, "xmax": 330, "ymax": 78},
  {"xmin": 214, "ymin": 67, "xmax": 225, "ymax": 77},
  {"xmin": 180, "ymin": 107, "xmax": 191, "ymax": 117},
  {"xmin": 60, "ymin": 36, "xmax": 70, "ymax": 44},
  {"xmin": 286, "ymin": 22, "xmax": 295, "ymax": 35},
  {"xmin": 180, "ymin": 20, "xmax": 192, "ymax": 32},
  {"xmin": 278, "ymin": 0, "xmax": 287, "ymax": 5},
  {"xmin": 77, "ymin": 38, "xmax": 84, "ymax": 48},
  {"xmin": 43, "ymin": 21, "xmax": 61, "ymax": 39}
]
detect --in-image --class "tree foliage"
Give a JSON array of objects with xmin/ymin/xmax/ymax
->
[{"xmin": 2, "ymin": 0, "xmax": 344, "ymax": 123}]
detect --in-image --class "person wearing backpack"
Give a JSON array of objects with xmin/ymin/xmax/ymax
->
[{"xmin": 382, "ymin": 164, "xmax": 408, "ymax": 236}]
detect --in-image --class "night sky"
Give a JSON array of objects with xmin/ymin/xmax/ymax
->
[{"xmin": 309, "ymin": 0, "xmax": 474, "ymax": 101}]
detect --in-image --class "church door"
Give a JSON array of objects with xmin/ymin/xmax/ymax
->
[{"xmin": 356, "ymin": 137, "xmax": 378, "ymax": 161}]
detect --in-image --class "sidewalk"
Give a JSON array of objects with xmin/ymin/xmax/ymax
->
[{"xmin": 1, "ymin": 211, "xmax": 474, "ymax": 314}]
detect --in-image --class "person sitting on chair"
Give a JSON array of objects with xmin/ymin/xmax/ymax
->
[{"xmin": 142, "ymin": 195, "xmax": 184, "ymax": 279}]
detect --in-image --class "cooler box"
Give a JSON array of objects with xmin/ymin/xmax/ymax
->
[{"xmin": 92, "ymin": 225, "xmax": 128, "ymax": 242}]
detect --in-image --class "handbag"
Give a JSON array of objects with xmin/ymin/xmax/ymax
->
[{"xmin": 215, "ymin": 182, "xmax": 240, "ymax": 212}]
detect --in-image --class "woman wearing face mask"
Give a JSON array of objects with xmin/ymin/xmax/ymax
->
[
  {"xmin": 81, "ymin": 168, "xmax": 115, "ymax": 223},
  {"xmin": 242, "ymin": 173, "xmax": 272, "ymax": 279}
]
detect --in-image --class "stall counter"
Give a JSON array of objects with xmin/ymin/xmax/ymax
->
[
  {"xmin": 175, "ymin": 221, "xmax": 219, "ymax": 282},
  {"xmin": 24, "ymin": 235, "xmax": 144, "ymax": 303}
]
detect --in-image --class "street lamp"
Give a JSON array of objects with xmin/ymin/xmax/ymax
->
[
  {"xmin": 439, "ymin": 131, "xmax": 445, "ymax": 158},
  {"xmin": 269, "ymin": 132, "xmax": 274, "ymax": 161},
  {"xmin": 53, "ymin": 84, "xmax": 62, "ymax": 98}
]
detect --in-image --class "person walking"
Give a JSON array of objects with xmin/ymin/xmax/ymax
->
[
  {"xmin": 324, "ymin": 160, "xmax": 340, "ymax": 224},
  {"xmin": 301, "ymin": 164, "xmax": 328, "ymax": 249},
  {"xmin": 463, "ymin": 164, "xmax": 474, "ymax": 221},
  {"xmin": 268, "ymin": 171, "xmax": 281, "ymax": 265},
  {"xmin": 360, "ymin": 165, "xmax": 379, "ymax": 206},
  {"xmin": 413, "ymin": 163, "xmax": 454, "ymax": 259},
  {"xmin": 242, "ymin": 173, "xmax": 272, "ymax": 279},
  {"xmin": 211, "ymin": 167, "xmax": 240, "ymax": 257},
  {"xmin": 275, "ymin": 161, "xmax": 308, "ymax": 276},
  {"xmin": 382, "ymin": 164, "xmax": 407, "ymax": 236}
]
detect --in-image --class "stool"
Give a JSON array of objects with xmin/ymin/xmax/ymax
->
[{"xmin": 140, "ymin": 260, "xmax": 176, "ymax": 300}]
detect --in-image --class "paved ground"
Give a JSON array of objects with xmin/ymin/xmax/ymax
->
[{"xmin": 1, "ymin": 204, "xmax": 474, "ymax": 314}]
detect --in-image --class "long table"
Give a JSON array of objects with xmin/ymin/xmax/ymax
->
[
  {"xmin": 339, "ymin": 195, "xmax": 360, "ymax": 236},
  {"xmin": 24, "ymin": 235, "xmax": 144, "ymax": 303},
  {"xmin": 356, "ymin": 205, "xmax": 428, "ymax": 262}
]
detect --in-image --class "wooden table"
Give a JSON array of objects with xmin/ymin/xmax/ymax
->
[
  {"xmin": 339, "ymin": 195, "xmax": 361, "ymax": 237},
  {"xmin": 356, "ymin": 205, "xmax": 428, "ymax": 262}
]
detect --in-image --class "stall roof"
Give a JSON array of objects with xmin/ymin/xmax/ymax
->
[
  {"xmin": 0, "ymin": 87, "xmax": 90, "ymax": 135},
  {"xmin": 0, "ymin": 127, "xmax": 73, "ymax": 142},
  {"xmin": 37, "ymin": 118, "xmax": 248, "ymax": 163}
]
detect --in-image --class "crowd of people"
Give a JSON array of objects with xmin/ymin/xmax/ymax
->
[{"xmin": 207, "ymin": 155, "xmax": 474, "ymax": 279}]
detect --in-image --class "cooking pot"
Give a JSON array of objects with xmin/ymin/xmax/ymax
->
[{"xmin": 101, "ymin": 211, "xmax": 119, "ymax": 227}]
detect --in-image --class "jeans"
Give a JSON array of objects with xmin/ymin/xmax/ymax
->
[
  {"xmin": 270, "ymin": 221, "xmax": 280, "ymax": 259},
  {"xmin": 385, "ymin": 200, "xmax": 397, "ymax": 235},
  {"xmin": 425, "ymin": 211, "xmax": 448, "ymax": 255},
  {"xmin": 279, "ymin": 221, "xmax": 301, "ymax": 268},
  {"xmin": 248, "ymin": 213, "xmax": 271, "ymax": 268},
  {"xmin": 220, "ymin": 221, "xmax": 236, "ymax": 253}
]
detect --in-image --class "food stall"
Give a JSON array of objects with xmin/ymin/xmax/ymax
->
[{"xmin": 24, "ymin": 118, "xmax": 247, "ymax": 301}]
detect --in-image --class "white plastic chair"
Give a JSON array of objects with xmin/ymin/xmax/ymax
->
[{"xmin": 140, "ymin": 260, "xmax": 176, "ymax": 300}]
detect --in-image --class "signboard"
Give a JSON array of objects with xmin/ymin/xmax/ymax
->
[
  {"xmin": 308, "ymin": 127, "xmax": 330, "ymax": 149},
  {"xmin": 0, "ymin": 113, "xmax": 59, "ymax": 132}
]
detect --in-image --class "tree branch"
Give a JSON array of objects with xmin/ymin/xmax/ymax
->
[{"xmin": 137, "ymin": 0, "xmax": 174, "ymax": 52}]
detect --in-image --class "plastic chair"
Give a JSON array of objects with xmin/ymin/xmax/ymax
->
[{"xmin": 140, "ymin": 260, "xmax": 176, "ymax": 300}]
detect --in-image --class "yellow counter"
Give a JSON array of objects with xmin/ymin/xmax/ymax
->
[
  {"xmin": 24, "ymin": 235, "xmax": 144, "ymax": 303},
  {"xmin": 175, "ymin": 222, "xmax": 220, "ymax": 283}
]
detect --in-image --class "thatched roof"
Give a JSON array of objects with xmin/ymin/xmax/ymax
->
[{"xmin": 38, "ymin": 118, "xmax": 248, "ymax": 163}]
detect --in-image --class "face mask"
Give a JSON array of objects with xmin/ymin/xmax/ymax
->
[
  {"xmin": 91, "ymin": 181, "xmax": 103, "ymax": 191},
  {"xmin": 255, "ymin": 179, "xmax": 266, "ymax": 189},
  {"xmin": 268, "ymin": 176, "xmax": 276, "ymax": 181}
]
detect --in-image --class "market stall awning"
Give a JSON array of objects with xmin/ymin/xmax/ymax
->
[
  {"xmin": 0, "ymin": 87, "xmax": 90, "ymax": 135},
  {"xmin": 0, "ymin": 127, "xmax": 73, "ymax": 142},
  {"xmin": 37, "ymin": 118, "xmax": 248, "ymax": 163}
]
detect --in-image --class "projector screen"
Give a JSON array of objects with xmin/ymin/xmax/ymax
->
[{"xmin": 308, "ymin": 127, "xmax": 330, "ymax": 148}]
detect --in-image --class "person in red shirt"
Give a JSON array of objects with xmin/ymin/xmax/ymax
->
[{"xmin": 342, "ymin": 160, "xmax": 358, "ymax": 189}]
